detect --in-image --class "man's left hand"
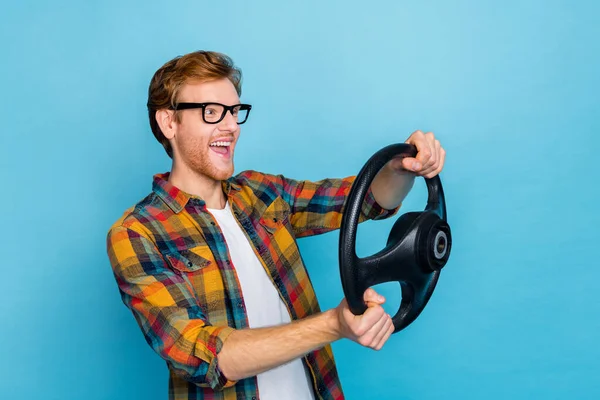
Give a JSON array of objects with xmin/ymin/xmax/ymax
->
[{"xmin": 389, "ymin": 130, "xmax": 446, "ymax": 179}]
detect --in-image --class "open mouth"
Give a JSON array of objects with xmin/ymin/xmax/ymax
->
[{"xmin": 209, "ymin": 140, "xmax": 232, "ymax": 158}]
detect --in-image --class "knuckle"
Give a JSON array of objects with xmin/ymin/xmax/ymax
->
[
  {"xmin": 373, "ymin": 306, "xmax": 385, "ymax": 319},
  {"xmin": 355, "ymin": 325, "xmax": 367, "ymax": 337}
]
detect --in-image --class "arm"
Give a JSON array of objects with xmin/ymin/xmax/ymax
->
[
  {"xmin": 108, "ymin": 224, "xmax": 393, "ymax": 387},
  {"xmin": 106, "ymin": 225, "xmax": 237, "ymax": 390},
  {"xmin": 358, "ymin": 129, "xmax": 449, "ymax": 210},
  {"xmin": 370, "ymin": 163, "xmax": 416, "ymax": 210},
  {"xmin": 251, "ymin": 131, "xmax": 445, "ymax": 237},
  {"xmin": 218, "ymin": 290, "xmax": 392, "ymax": 381},
  {"xmin": 218, "ymin": 133, "xmax": 446, "ymax": 380},
  {"xmin": 218, "ymin": 309, "xmax": 339, "ymax": 381},
  {"xmin": 257, "ymin": 173, "xmax": 400, "ymax": 238}
]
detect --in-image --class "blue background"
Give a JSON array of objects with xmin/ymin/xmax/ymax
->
[{"xmin": 1, "ymin": 1, "xmax": 598, "ymax": 399}]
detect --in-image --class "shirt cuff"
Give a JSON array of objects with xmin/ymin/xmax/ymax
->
[
  {"xmin": 198, "ymin": 325, "xmax": 238, "ymax": 390},
  {"xmin": 362, "ymin": 186, "xmax": 401, "ymax": 221}
]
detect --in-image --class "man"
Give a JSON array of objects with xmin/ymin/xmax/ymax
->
[{"xmin": 106, "ymin": 50, "xmax": 445, "ymax": 400}]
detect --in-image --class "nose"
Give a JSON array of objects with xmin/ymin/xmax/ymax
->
[{"xmin": 220, "ymin": 109, "xmax": 238, "ymax": 131}]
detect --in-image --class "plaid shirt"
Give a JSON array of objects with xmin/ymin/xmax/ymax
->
[{"xmin": 106, "ymin": 170, "xmax": 397, "ymax": 400}]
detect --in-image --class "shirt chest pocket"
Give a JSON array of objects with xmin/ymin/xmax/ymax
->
[
  {"xmin": 259, "ymin": 196, "xmax": 290, "ymax": 234},
  {"xmin": 258, "ymin": 197, "xmax": 298, "ymax": 258},
  {"xmin": 165, "ymin": 246, "xmax": 214, "ymax": 273},
  {"xmin": 164, "ymin": 246, "xmax": 225, "ymax": 321}
]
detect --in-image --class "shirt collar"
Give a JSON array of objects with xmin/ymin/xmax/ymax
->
[{"xmin": 152, "ymin": 172, "xmax": 241, "ymax": 213}]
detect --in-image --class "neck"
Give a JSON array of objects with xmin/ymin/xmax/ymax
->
[{"xmin": 168, "ymin": 160, "xmax": 227, "ymax": 210}]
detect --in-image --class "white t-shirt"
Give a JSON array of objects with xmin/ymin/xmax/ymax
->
[{"xmin": 207, "ymin": 201, "xmax": 316, "ymax": 400}]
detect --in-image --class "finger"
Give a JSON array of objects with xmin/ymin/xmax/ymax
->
[
  {"xmin": 423, "ymin": 141, "xmax": 445, "ymax": 178},
  {"xmin": 355, "ymin": 304, "xmax": 386, "ymax": 336},
  {"xmin": 402, "ymin": 147, "xmax": 433, "ymax": 172},
  {"xmin": 430, "ymin": 141, "xmax": 445, "ymax": 177},
  {"xmin": 404, "ymin": 130, "xmax": 436, "ymax": 172},
  {"xmin": 437, "ymin": 145, "xmax": 446, "ymax": 172},
  {"xmin": 374, "ymin": 318, "xmax": 395, "ymax": 350},
  {"xmin": 406, "ymin": 129, "xmax": 424, "ymax": 142},
  {"xmin": 404, "ymin": 130, "xmax": 427, "ymax": 171},
  {"xmin": 419, "ymin": 132, "xmax": 437, "ymax": 171},
  {"xmin": 429, "ymin": 135, "xmax": 439, "ymax": 166},
  {"xmin": 363, "ymin": 288, "xmax": 385, "ymax": 304},
  {"xmin": 420, "ymin": 139, "xmax": 441, "ymax": 177},
  {"xmin": 358, "ymin": 310, "xmax": 389, "ymax": 347},
  {"xmin": 372, "ymin": 318, "xmax": 393, "ymax": 351},
  {"xmin": 415, "ymin": 143, "xmax": 432, "ymax": 170},
  {"xmin": 371, "ymin": 314, "xmax": 393, "ymax": 349},
  {"xmin": 388, "ymin": 156, "xmax": 405, "ymax": 171},
  {"xmin": 401, "ymin": 156, "xmax": 421, "ymax": 172}
]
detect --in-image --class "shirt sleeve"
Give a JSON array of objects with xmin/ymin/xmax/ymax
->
[
  {"xmin": 263, "ymin": 173, "xmax": 401, "ymax": 238},
  {"xmin": 106, "ymin": 224, "xmax": 237, "ymax": 390}
]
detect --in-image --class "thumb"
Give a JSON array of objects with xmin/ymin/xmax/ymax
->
[
  {"xmin": 363, "ymin": 288, "xmax": 385, "ymax": 305},
  {"xmin": 401, "ymin": 157, "xmax": 422, "ymax": 172}
]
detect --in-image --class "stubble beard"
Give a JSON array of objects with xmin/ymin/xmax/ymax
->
[{"xmin": 179, "ymin": 135, "xmax": 234, "ymax": 182}]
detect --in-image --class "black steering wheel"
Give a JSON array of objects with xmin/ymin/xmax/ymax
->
[{"xmin": 339, "ymin": 143, "xmax": 452, "ymax": 333}]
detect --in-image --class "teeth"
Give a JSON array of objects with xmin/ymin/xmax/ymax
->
[{"xmin": 210, "ymin": 141, "xmax": 231, "ymax": 147}]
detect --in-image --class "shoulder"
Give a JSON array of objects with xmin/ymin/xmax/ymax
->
[
  {"xmin": 229, "ymin": 169, "xmax": 284, "ymax": 188},
  {"xmin": 106, "ymin": 192, "xmax": 164, "ymax": 241},
  {"xmin": 228, "ymin": 169, "xmax": 288, "ymax": 197},
  {"xmin": 227, "ymin": 170, "xmax": 292, "ymax": 214}
]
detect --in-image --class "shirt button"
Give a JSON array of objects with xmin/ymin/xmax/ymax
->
[{"xmin": 237, "ymin": 301, "xmax": 243, "ymax": 308}]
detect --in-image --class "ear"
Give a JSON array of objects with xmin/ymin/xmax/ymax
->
[{"xmin": 156, "ymin": 109, "xmax": 177, "ymax": 140}]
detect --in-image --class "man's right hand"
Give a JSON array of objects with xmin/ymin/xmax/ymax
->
[
  {"xmin": 334, "ymin": 288, "xmax": 395, "ymax": 350},
  {"xmin": 219, "ymin": 288, "xmax": 394, "ymax": 381}
]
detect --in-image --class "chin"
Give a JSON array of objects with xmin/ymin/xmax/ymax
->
[
  {"xmin": 181, "ymin": 148, "xmax": 235, "ymax": 182},
  {"xmin": 201, "ymin": 161, "xmax": 235, "ymax": 181},
  {"xmin": 212, "ymin": 168, "xmax": 234, "ymax": 181}
]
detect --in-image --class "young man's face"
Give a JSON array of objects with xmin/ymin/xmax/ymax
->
[{"xmin": 171, "ymin": 78, "xmax": 242, "ymax": 181}]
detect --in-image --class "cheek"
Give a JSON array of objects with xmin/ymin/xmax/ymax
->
[
  {"xmin": 179, "ymin": 124, "xmax": 212, "ymax": 149},
  {"xmin": 185, "ymin": 136, "xmax": 206, "ymax": 153}
]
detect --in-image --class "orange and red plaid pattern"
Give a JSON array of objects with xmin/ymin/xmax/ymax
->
[{"xmin": 106, "ymin": 170, "xmax": 398, "ymax": 400}]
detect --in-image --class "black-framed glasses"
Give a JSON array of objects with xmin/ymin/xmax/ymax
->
[{"xmin": 173, "ymin": 102, "xmax": 252, "ymax": 124}]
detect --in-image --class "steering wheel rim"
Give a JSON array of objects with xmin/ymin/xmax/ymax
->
[{"xmin": 339, "ymin": 143, "xmax": 451, "ymax": 333}]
